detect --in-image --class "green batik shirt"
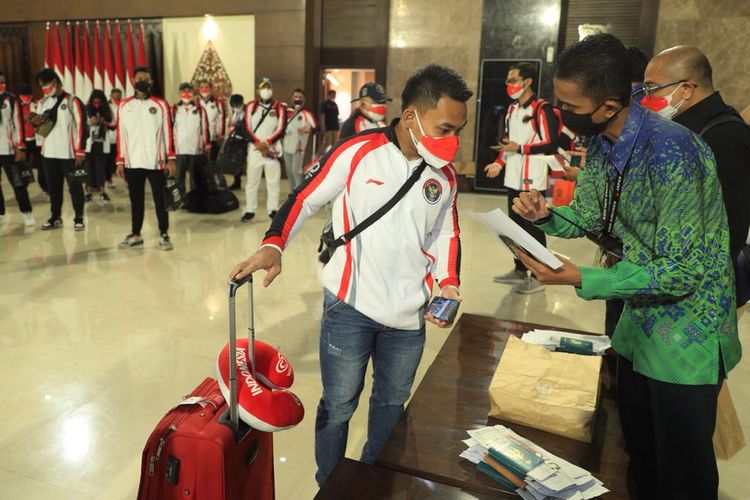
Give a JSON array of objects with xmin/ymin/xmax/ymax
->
[{"xmin": 539, "ymin": 103, "xmax": 741, "ymax": 385}]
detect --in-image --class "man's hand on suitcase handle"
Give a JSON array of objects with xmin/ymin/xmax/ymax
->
[{"xmin": 229, "ymin": 247, "xmax": 282, "ymax": 288}]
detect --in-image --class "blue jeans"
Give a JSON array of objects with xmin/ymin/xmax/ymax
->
[{"xmin": 315, "ymin": 289, "xmax": 425, "ymax": 486}]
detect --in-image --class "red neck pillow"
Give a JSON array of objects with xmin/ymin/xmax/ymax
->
[{"xmin": 216, "ymin": 339, "xmax": 304, "ymax": 432}]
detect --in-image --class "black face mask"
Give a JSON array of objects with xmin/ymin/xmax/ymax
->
[
  {"xmin": 562, "ymin": 99, "xmax": 625, "ymax": 138},
  {"xmin": 293, "ymin": 99, "xmax": 303, "ymax": 106},
  {"xmin": 135, "ymin": 81, "xmax": 151, "ymax": 93}
]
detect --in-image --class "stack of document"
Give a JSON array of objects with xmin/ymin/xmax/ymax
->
[
  {"xmin": 521, "ymin": 329, "xmax": 611, "ymax": 355},
  {"xmin": 460, "ymin": 425, "xmax": 609, "ymax": 499}
]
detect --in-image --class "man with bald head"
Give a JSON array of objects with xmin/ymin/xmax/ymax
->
[{"xmin": 644, "ymin": 46, "xmax": 750, "ymax": 310}]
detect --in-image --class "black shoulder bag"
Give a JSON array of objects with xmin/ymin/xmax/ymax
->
[{"xmin": 318, "ymin": 160, "xmax": 428, "ymax": 264}]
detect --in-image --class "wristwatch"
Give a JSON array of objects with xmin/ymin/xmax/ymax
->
[{"xmin": 517, "ymin": 145, "xmax": 523, "ymax": 154}]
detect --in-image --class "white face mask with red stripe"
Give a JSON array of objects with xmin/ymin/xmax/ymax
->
[
  {"xmin": 364, "ymin": 103, "xmax": 386, "ymax": 122},
  {"xmin": 408, "ymin": 110, "xmax": 460, "ymax": 169}
]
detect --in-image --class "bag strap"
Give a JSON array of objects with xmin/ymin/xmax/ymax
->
[
  {"xmin": 699, "ymin": 113, "xmax": 747, "ymax": 137},
  {"xmin": 329, "ymin": 160, "xmax": 428, "ymax": 250},
  {"xmin": 253, "ymin": 102, "xmax": 274, "ymax": 134}
]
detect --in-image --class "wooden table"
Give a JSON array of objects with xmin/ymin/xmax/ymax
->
[
  {"xmin": 376, "ymin": 314, "xmax": 632, "ymax": 499},
  {"xmin": 314, "ymin": 458, "xmax": 499, "ymax": 500}
]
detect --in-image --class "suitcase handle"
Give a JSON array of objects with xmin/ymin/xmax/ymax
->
[{"xmin": 227, "ymin": 275, "xmax": 255, "ymax": 434}]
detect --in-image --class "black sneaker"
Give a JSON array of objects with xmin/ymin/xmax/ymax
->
[
  {"xmin": 85, "ymin": 193, "xmax": 93, "ymax": 203},
  {"xmin": 41, "ymin": 218, "xmax": 63, "ymax": 230},
  {"xmin": 241, "ymin": 212, "xmax": 255, "ymax": 223},
  {"xmin": 269, "ymin": 211, "xmax": 278, "ymax": 220},
  {"xmin": 159, "ymin": 233, "xmax": 174, "ymax": 251},
  {"xmin": 100, "ymin": 192, "xmax": 111, "ymax": 202},
  {"xmin": 74, "ymin": 219, "xmax": 85, "ymax": 231},
  {"xmin": 229, "ymin": 179, "xmax": 242, "ymax": 190}
]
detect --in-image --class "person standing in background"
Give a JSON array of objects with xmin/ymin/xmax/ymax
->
[
  {"xmin": 319, "ymin": 89, "xmax": 339, "ymax": 151},
  {"xmin": 197, "ymin": 80, "xmax": 225, "ymax": 160},
  {"xmin": 106, "ymin": 88, "xmax": 122, "ymax": 190},
  {"xmin": 0, "ymin": 70, "xmax": 34, "ymax": 226},
  {"xmin": 116, "ymin": 66, "xmax": 176, "ymax": 250},
  {"xmin": 172, "ymin": 82, "xmax": 210, "ymax": 194},
  {"xmin": 339, "ymin": 82, "xmax": 390, "ymax": 140},
  {"xmin": 227, "ymin": 93, "xmax": 246, "ymax": 191},
  {"xmin": 17, "ymin": 83, "xmax": 46, "ymax": 196},
  {"xmin": 483, "ymin": 63, "xmax": 559, "ymax": 294},
  {"xmin": 30, "ymin": 68, "xmax": 85, "ymax": 231},
  {"xmin": 240, "ymin": 77, "xmax": 286, "ymax": 223},
  {"xmin": 283, "ymin": 88, "xmax": 317, "ymax": 191},
  {"xmin": 84, "ymin": 90, "xmax": 114, "ymax": 202}
]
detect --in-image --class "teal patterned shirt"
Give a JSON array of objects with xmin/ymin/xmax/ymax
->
[{"xmin": 540, "ymin": 103, "xmax": 741, "ymax": 385}]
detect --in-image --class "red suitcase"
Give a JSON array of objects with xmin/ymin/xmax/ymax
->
[{"xmin": 137, "ymin": 275, "xmax": 275, "ymax": 500}]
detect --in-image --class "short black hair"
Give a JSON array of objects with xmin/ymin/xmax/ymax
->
[
  {"xmin": 133, "ymin": 66, "xmax": 150, "ymax": 78},
  {"xmin": 37, "ymin": 68, "xmax": 61, "ymax": 85},
  {"xmin": 198, "ymin": 79, "xmax": 212, "ymax": 87},
  {"xmin": 18, "ymin": 83, "xmax": 32, "ymax": 95},
  {"xmin": 327, "ymin": 89, "xmax": 336, "ymax": 94},
  {"xmin": 229, "ymin": 94, "xmax": 244, "ymax": 107},
  {"xmin": 509, "ymin": 63, "xmax": 537, "ymax": 86},
  {"xmin": 292, "ymin": 88, "xmax": 305, "ymax": 96},
  {"xmin": 111, "ymin": 88, "xmax": 122, "ymax": 95},
  {"xmin": 401, "ymin": 64, "xmax": 473, "ymax": 111},
  {"xmin": 627, "ymin": 46, "xmax": 648, "ymax": 84},
  {"xmin": 555, "ymin": 33, "xmax": 632, "ymax": 104},
  {"xmin": 179, "ymin": 82, "xmax": 192, "ymax": 91}
]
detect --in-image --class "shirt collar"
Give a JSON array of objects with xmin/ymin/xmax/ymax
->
[{"xmin": 598, "ymin": 103, "xmax": 645, "ymax": 174}]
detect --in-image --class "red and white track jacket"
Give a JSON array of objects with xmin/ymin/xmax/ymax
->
[
  {"xmin": 0, "ymin": 92, "xmax": 24, "ymax": 155},
  {"xmin": 262, "ymin": 125, "xmax": 461, "ymax": 330},
  {"xmin": 20, "ymin": 98, "xmax": 35, "ymax": 145},
  {"xmin": 108, "ymin": 101, "xmax": 120, "ymax": 146},
  {"xmin": 199, "ymin": 97, "xmax": 225, "ymax": 142},
  {"xmin": 495, "ymin": 98, "xmax": 559, "ymax": 192},
  {"xmin": 38, "ymin": 92, "xmax": 85, "ymax": 160},
  {"xmin": 244, "ymin": 99, "xmax": 286, "ymax": 158},
  {"xmin": 172, "ymin": 102, "xmax": 210, "ymax": 156},
  {"xmin": 116, "ymin": 96, "xmax": 176, "ymax": 169},
  {"xmin": 283, "ymin": 106, "xmax": 317, "ymax": 155}
]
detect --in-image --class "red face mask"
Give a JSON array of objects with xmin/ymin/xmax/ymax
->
[
  {"xmin": 92, "ymin": 101, "xmax": 102, "ymax": 109},
  {"xmin": 506, "ymin": 84, "xmax": 524, "ymax": 99},
  {"xmin": 180, "ymin": 92, "xmax": 193, "ymax": 101},
  {"xmin": 20, "ymin": 95, "xmax": 32, "ymax": 104},
  {"xmin": 0, "ymin": 83, "xmax": 6, "ymax": 93},
  {"xmin": 41, "ymin": 84, "xmax": 55, "ymax": 96},
  {"xmin": 199, "ymin": 89, "xmax": 211, "ymax": 97},
  {"xmin": 112, "ymin": 99, "xmax": 122, "ymax": 106},
  {"xmin": 409, "ymin": 111, "xmax": 459, "ymax": 168}
]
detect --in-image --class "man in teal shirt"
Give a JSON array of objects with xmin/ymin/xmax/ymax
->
[{"xmin": 513, "ymin": 34, "xmax": 741, "ymax": 500}]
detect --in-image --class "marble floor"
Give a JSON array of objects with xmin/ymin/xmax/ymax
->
[{"xmin": 0, "ymin": 180, "xmax": 748, "ymax": 500}]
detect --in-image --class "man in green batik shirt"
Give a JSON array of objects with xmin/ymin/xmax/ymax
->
[{"xmin": 512, "ymin": 34, "xmax": 741, "ymax": 500}]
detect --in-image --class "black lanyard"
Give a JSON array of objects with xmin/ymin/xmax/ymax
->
[{"xmin": 602, "ymin": 165, "xmax": 627, "ymax": 234}]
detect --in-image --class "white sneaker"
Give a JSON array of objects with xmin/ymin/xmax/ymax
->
[
  {"xmin": 494, "ymin": 269, "xmax": 527, "ymax": 284},
  {"xmin": 515, "ymin": 276, "xmax": 545, "ymax": 294},
  {"xmin": 22, "ymin": 212, "xmax": 36, "ymax": 227}
]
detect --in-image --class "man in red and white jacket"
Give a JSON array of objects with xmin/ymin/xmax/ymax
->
[
  {"xmin": 283, "ymin": 88, "xmax": 317, "ymax": 191},
  {"xmin": 17, "ymin": 83, "xmax": 45, "ymax": 195},
  {"xmin": 30, "ymin": 68, "xmax": 86, "ymax": 230},
  {"xmin": 116, "ymin": 66, "xmax": 176, "ymax": 250},
  {"xmin": 240, "ymin": 77, "xmax": 286, "ymax": 222},
  {"xmin": 0, "ymin": 71, "xmax": 33, "ymax": 226},
  {"xmin": 197, "ymin": 79, "xmax": 225, "ymax": 160},
  {"xmin": 229, "ymin": 64, "xmax": 470, "ymax": 487},
  {"xmin": 172, "ymin": 82, "xmax": 210, "ymax": 194}
]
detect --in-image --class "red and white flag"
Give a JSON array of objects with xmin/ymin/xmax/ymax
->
[
  {"xmin": 63, "ymin": 22, "xmax": 75, "ymax": 92},
  {"xmin": 44, "ymin": 22, "xmax": 53, "ymax": 69},
  {"xmin": 125, "ymin": 20, "xmax": 136, "ymax": 95},
  {"xmin": 82, "ymin": 22, "xmax": 93, "ymax": 99},
  {"xmin": 103, "ymin": 21, "xmax": 115, "ymax": 95},
  {"xmin": 52, "ymin": 23, "xmax": 64, "ymax": 79},
  {"xmin": 137, "ymin": 21, "xmax": 147, "ymax": 66},
  {"xmin": 74, "ymin": 22, "xmax": 84, "ymax": 97},
  {"xmin": 113, "ymin": 20, "xmax": 126, "ymax": 94},
  {"xmin": 93, "ymin": 22, "xmax": 104, "ymax": 91}
]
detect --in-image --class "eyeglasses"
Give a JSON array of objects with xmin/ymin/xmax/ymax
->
[
  {"xmin": 505, "ymin": 78, "xmax": 524, "ymax": 85},
  {"xmin": 641, "ymin": 79, "xmax": 694, "ymax": 99}
]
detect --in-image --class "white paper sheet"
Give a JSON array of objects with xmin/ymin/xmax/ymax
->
[
  {"xmin": 473, "ymin": 209, "xmax": 564, "ymax": 270},
  {"xmin": 521, "ymin": 329, "xmax": 611, "ymax": 354}
]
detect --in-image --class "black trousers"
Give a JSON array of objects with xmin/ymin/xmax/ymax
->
[
  {"xmin": 506, "ymin": 188, "xmax": 547, "ymax": 272},
  {"xmin": 33, "ymin": 145, "xmax": 47, "ymax": 191},
  {"xmin": 0, "ymin": 155, "xmax": 33, "ymax": 214},
  {"xmin": 175, "ymin": 155, "xmax": 198, "ymax": 194},
  {"xmin": 617, "ymin": 356, "xmax": 722, "ymax": 500},
  {"xmin": 605, "ymin": 299, "xmax": 625, "ymax": 338},
  {"xmin": 42, "ymin": 156, "xmax": 84, "ymax": 221},
  {"xmin": 125, "ymin": 168, "xmax": 168, "ymax": 235},
  {"xmin": 87, "ymin": 142, "xmax": 108, "ymax": 189}
]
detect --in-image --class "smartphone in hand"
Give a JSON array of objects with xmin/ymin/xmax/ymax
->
[{"xmin": 426, "ymin": 296, "xmax": 460, "ymax": 324}]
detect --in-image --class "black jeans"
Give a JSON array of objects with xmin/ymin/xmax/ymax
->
[
  {"xmin": 507, "ymin": 188, "xmax": 547, "ymax": 272},
  {"xmin": 617, "ymin": 356, "xmax": 722, "ymax": 500},
  {"xmin": 605, "ymin": 299, "xmax": 625, "ymax": 338},
  {"xmin": 87, "ymin": 142, "xmax": 108, "ymax": 189},
  {"xmin": 42, "ymin": 156, "xmax": 84, "ymax": 221},
  {"xmin": 0, "ymin": 155, "xmax": 33, "ymax": 214},
  {"xmin": 175, "ymin": 155, "xmax": 198, "ymax": 194},
  {"xmin": 125, "ymin": 168, "xmax": 169, "ymax": 235},
  {"xmin": 32, "ymin": 145, "xmax": 47, "ymax": 191}
]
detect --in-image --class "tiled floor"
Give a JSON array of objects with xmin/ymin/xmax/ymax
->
[{"xmin": 0, "ymin": 181, "xmax": 748, "ymax": 499}]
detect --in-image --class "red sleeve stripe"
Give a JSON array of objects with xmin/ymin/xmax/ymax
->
[
  {"xmin": 441, "ymin": 165, "xmax": 461, "ymax": 286},
  {"xmin": 522, "ymin": 104, "xmax": 552, "ymax": 154},
  {"xmin": 346, "ymin": 133, "xmax": 388, "ymax": 193},
  {"xmin": 14, "ymin": 97, "xmax": 25, "ymax": 148},
  {"xmin": 244, "ymin": 101, "xmax": 261, "ymax": 144},
  {"xmin": 422, "ymin": 249, "xmax": 436, "ymax": 291},
  {"xmin": 337, "ymin": 195, "xmax": 354, "ymax": 300},
  {"xmin": 265, "ymin": 101, "xmax": 286, "ymax": 144},
  {"xmin": 271, "ymin": 134, "xmax": 375, "ymax": 250},
  {"xmin": 73, "ymin": 97, "xmax": 85, "ymax": 154}
]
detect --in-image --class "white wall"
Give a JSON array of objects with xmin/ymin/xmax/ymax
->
[{"xmin": 162, "ymin": 15, "xmax": 255, "ymax": 104}]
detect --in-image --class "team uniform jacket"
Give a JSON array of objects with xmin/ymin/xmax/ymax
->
[
  {"xmin": 107, "ymin": 101, "xmax": 120, "ymax": 147},
  {"xmin": 38, "ymin": 92, "xmax": 85, "ymax": 160},
  {"xmin": 262, "ymin": 124, "xmax": 461, "ymax": 330},
  {"xmin": 339, "ymin": 109, "xmax": 385, "ymax": 140},
  {"xmin": 199, "ymin": 97, "xmax": 226, "ymax": 142},
  {"xmin": 0, "ymin": 92, "xmax": 25, "ymax": 155},
  {"xmin": 20, "ymin": 99, "xmax": 36, "ymax": 145},
  {"xmin": 172, "ymin": 102, "xmax": 210, "ymax": 156},
  {"xmin": 116, "ymin": 96, "xmax": 176, "ymax": 169},
  {"xmin": 244, "ymin": 99, "xmax": 286, "ymax": 157},
  {"xmin": 283, "ymin": 107, "xmax": 317, "ymax": 155},
  {"xmin": 85, "ymin": 111, "xmax": 115, "ymax": 154},
  {"xmin": 31, "ymin": 100, "xmax": 44, "ymax": 144},
  {"xmin": 495, "ymin": 98, "xmax": 559, "ymax": 191}
]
